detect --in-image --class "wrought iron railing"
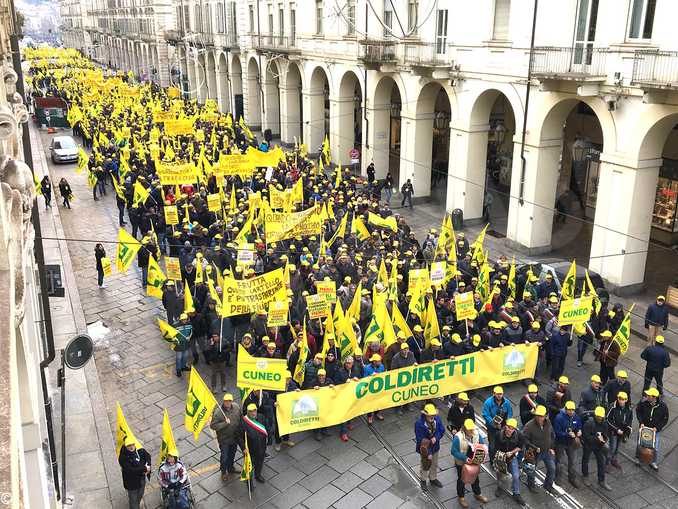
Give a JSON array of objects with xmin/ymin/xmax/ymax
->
[
  {"xmin": 250, "ymin": 34, "xmax": 298, "ymax": 52},
  {"xmin": 632, "ymin": 50, "xmax": 678, "ymax": 88},
  {"xmin": 358, "ymin": 39, "xmax": 396, "ymax": 63},
  {"xmin": 531, "ymin": 46, "xmax": 608, "ymax": 78},
  {"xmin": 402, "ymin": 42, "xmax": 452, "ymax": 67}
]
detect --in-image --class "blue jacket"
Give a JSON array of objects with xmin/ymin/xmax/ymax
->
[
  {"xmin": 553, "ymin": 409, "xmax": 582, "ymax": 444},
  {"xmin": 645, "ymin": 303, "xmax": 669, "ymax": 329},
  {"xmin": 641, "ymin": 344, "xmax": 671, "ymax": 371},
  {"xmin": 415, "ymin": 415, "xmax": 445, "ymax": 454},
  {"xmin": 550, "ymin": 331, "xmax": 571, "ymax": 356},
  {"xmin": 537, "ymin": 280, "xmax": 558, "ymax": 299},
  {"xmin": 363, "ymin": 363, "xmax": 385, "ymax": 376},
  {"xmin": 482, "ymin": 396, "xmax": 513, "ymax": 428},
  {"xmin": 451, "ymin": 432, "xmax": 487, "ymax": 463}
]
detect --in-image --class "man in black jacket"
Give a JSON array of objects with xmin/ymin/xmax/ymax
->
[
  {"xmin": 644, "ymin": 295, "xmax": 669, "ymax": 345},
  {"xmin": 640, "ymin": 335, "xmax": 671, "ymax": 394},
  {"xmin": 606, "ymin": 391, "xmax": 632, "ymax": 470},
  {"xmin": 494, "ymin": 418, "xmax": 526, "ymax": 506},
  {"xmin": 581, "ymin": 406, "xmax": 611, "ymax": 491},
  {"xmin": 447, "ymin": 392, "xmax": 475, "ymax": 434},
  {"xmin": 635, "ymin": 388, "xmax": 669, "ymax": 471},
  {"xmin": 238, "ymin": 403, "xmax": 269, "ymax": 487},
  {"xmin": 118, "ymin": 438, "xmax": 151, "ymax": 509}
]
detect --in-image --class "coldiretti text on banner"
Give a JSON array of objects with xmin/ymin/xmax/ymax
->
[{"xmin": 276, "ymin": 344, "xmax": 538, "ymax": 434}]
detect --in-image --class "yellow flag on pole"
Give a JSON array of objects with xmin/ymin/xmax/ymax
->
[
  {"xmin": 423, "ymin": 298, "xmax": 441, "ymax": 348},
  {"xmin": 133, "ymin": 180, "xmax": 150, "ymax": 207},
  {"xmin": 158, "ymin": 408, "xmax": 178, "ymax": 464},
  {"xmin": 184, "ymin": 367, "xmax": 218, "ymax": 440},
  {"xmin": 561, "ymin": 260, "xmax": 577, "ymax": 300},
  {"xmin": 184, "ymin": 281, "xmax": 195, "ymax": 313},
  {"xmin": 116, "ymin": 228, "xmax": 142, "ymax": 273},
  {"xmin": 115, "ymin": 402, "xmax": 142, "ymax": 455},
  {"xmin": 147, "ymin": 255, "xmax": 166, "ymax": 298}
]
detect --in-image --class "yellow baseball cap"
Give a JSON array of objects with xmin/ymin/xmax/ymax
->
[
  {"xmin": 591, "ymin": 374, "xmax": 601, "ymax": 383},
  {"xmin": 223, "ymin": 393, "xmax": 234, "ymax": 401},
  {"xmin": 505, "ymin": 418, "xmax": 518, "ymax": 428},
  {"xmin": 564, "ymin": 400, "xmax": 576, "ymax": 410},
  {"xmin": 458, "ymin": 392, "xmax": 469, "ymax": 401},
  {"xmin": 528, "ymin": 384, "xmax": 538, "ymax": 393},
  {"xmin": 656, "ymin": 335, "xmax": 665, "ymax": 344},
  {"xmin": 463, "ymin": 418, "xmax": 475, "ymax": 430},
  {"xmin": 431, "ymin": 339, "xmax": 442, "ymax": 347},
  {"xmin": 600, "ymin": 330, "xmax": 612, "ymax": 338},
  {"xmin": 594, "ymin": 406, "xmax": 606, "ymax": 418},
  {"xmin": 493, "ymin": 386, "xmax": 504, "ymax": 395},
  {"xmin": 246, "ymin": 403, "xmax": 257, "ymax": 412},
  {"xmin": 616, "ymin": 370, "xmax": 628, "ymax": 378},
  {"xmin": 645, "ymin": 387, "xmax": 660, "ymax": 397},
  {"xmin": 534, "ymin": 405, "xmax": 547, "ymax": 417},
  {"xmin": 370, "ymin": 354, "xmax": 382, "ymax": 362},
  {"xmin": 423, "ymin": 404, "xmax": 438, "ymax": 416},
  {"xmin": 617, "ymin": 391, "xmax": 628, "ymax": 400},
  {"xmin": 317, "ymin": 368, "xmax": 327, "ymax": 376},
  {"xmin": 559, "ymin": 376, "xmax": 569, "ymax": 384}
]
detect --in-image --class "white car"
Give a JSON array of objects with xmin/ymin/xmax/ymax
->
[{"xmin": 49, "ymin": 135, "xmax": 78, "ymax": 164}]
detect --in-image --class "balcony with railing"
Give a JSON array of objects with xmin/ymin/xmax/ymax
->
[
  {"xmin": 402, "ymin": 42, "xmax": 453, "ymax": 68},
  {"xmin": 358, "ymin": 39, "xmax": 397, "ymax": 70},
  {"xmin": 164, "ymin": 29, "xmax": 182, "ymax": 43},
  {"xmin": 531, "ymin": 46, "xmax": 608, "ymax": 81},
  {"xmin": 250, "ymin": 33, "xmax": 300, "ymax": 54},
  {"xmin": 632, "ymin": 50, "xmax": 678, "ymax": 89}
]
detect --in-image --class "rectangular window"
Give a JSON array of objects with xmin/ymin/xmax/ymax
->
[
  {"xmin": 574, "ymin": 0, "xmax": 599, "ymax": 65},
  {"xmin": 290, "ymin": 8, "xmax": 296, "ymax": 44},
  {"xmin": 629, "ymin": 0, "xmax": 656, "ymax": 39},
  {"xmin": 228, "ymin": 2, "xmax": 237, "ymax": 38},
  {"xmin": 316, "ymin": 1, "xmax": 323, "ymax": 35},
  {"xmin": 279, "ymin": 6, "xmax": 284, "ymax": 44},
  {"xmin": 183, "ymin": 5, "xmax": 190, "ymax": 31},
  {"xmin": 217, "ymin": 3, "xmax": 225, "ymax": 33},
  {"xmin": 435, "ymin": 9, "xmax": 448, "ymax": 54},
  {"xmin": 384, "ymin": 8, "xmax": 393, "ymax": 38},
  {"xmin": 268, "ymin": 10, "xmax": 274, "ymax": 44},
  {"xmin": 194, "ymin": 5, "xmax": 201, "ymax": 32},
  {"xmin": 407, "ymin": 0, "xmax": 418, "ymax": 33},
  {"xmin": 249, "ymin": 5, "xmax": 254, "ymax": 33},
  {"xmin": 347, "ymin": 1, "xmax": 356, "ymax": 35},
  {"xmin": 492, "ymin": 0, "xmax": 510, "ymax": 40},
  {"xmin": 205, "ymin": 5, "xmax": 212, "ymax": 33}
]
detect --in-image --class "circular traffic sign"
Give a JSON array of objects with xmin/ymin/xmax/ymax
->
[{"xmin": 64, "ymin": 334, "xmax": 94, "ymax": 370}]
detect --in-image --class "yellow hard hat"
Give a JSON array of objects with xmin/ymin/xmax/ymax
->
[
  {"xmin": 534, "ymin": 405, "xmax": 547, "ymax": 417},
  {"xmin": 423, "ymin": 404, "xmax": 438, "ymax": 416}
]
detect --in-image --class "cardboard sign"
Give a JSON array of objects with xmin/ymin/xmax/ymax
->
[
  {"xmin": 164, "ymin": 205, "xmax": 179, "ymax": 225},
  {"xmin": 558, "ymin": 297, "xmax": 593, "ymax": 326},
  {"xmin": 268, "ymin": 300, "xmax": 289, "ymax": 327},
  {"xmin": 165, "ymin": 257, "xmax": 182, "ymax": 281},
  {"xmin": 316, "ymin": 280, "xmax": 337, "ymax": 303},
  {"xmin": 207, "ymin": 193, "xmax": 221, "ymax": 212},
  {"xmin": 430, "ymin": 261, "xmax": 446, "ymax": 287},
  {"xmin": 306, "ymin": 294, "xmax": 330, "ymax": 319},
  {"xmin": 236, "ymin": 243, "xmax": 255, "ymax": 266},
  {"xmin": 408, "ymin": 268, "xmax": 430, "ymax": 294},
  {"xmin": 455, "ymin": 291, "xmax": 476, "ymax": 320}
]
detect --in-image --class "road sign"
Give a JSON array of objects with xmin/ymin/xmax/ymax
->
[
  {"xmin": 349, "ymin": 148, "xmax": 360, "ymax": 164},
  {"xmin": 64, "ymin": 334, "xmax": 94, "ymax": 370}
]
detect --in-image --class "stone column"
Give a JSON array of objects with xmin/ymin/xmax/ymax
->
[
  {"xmin": 365, "ymin": 102, "xmax": 389, "ymax": 178},
  {"xmin": 588, "ymin": 157, "xmax": 660, "ymax": 292},
  {"xmin": 399, "ymin": 111, "xmax": 433, "ymax": 199},
  {"xmin": 302, "ymin": 88, "xmax": 324, "ymax": 155},
  {"xmin": 279, "ymin": 80, "xmax": 301, "ymax": 146},
  {"xmin": 330, "ymin": 95, "xmax": 355, "ymax": 166},
  {"xmin": 447, "ymin": 122, "xmax": 490, "ymax": 219}
]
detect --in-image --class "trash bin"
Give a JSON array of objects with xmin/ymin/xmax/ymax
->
[{"xmin": 452, "ymin": 208, "xmax": 464, "ymax": 230}]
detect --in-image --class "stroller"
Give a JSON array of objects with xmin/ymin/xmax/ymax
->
[{"xmin": 160, "ymin": 481, "xmax": 195, "ymax": 509}]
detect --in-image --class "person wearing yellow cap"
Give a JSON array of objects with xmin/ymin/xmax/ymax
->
[
  {"xmin": 502, "ymin": 314, "xmax": 524, "ymax": 345},
  {"xmin": 605, "ymin": 390, "xmax": 632, "ymax": 470},
  {"xmin": 519, "ymin": 383, "xmax": 546, "ymax": 426},
  {"xmin": 645, "ymin": 294, "xmax": 669, "ymax": 345},
  {"xmin": 494, "ymin": 417, "xmax": 526, "ymax": 505},
  {"xmin": 119, "ymin": 432, "xmax": 152, "ymax": 508},
  {"xmin": 636, "ymin": 387, "xmax": 668, "ymax": 470},
  {"xmin": 596, "ymin": 328, "xmax": 619, "ymax": 383},
  {"xmin": 364, "ymin": 352, "xmax": 386, "ymax": 424},
  {"xmin": 210, "ymin": 393, "xmax": 242, "ymax": 480},
  {"xmin": 447, "ymin": 392, "xmax": 475, "ymax": 435},
  {"xmin": 173, "ymin": 312, "xmax": 193, "ymax": 378},
  {"xmin": 482, "ymin": 386, "xmax": 513, "ymax": 464},
  {"xmin": 641, "ymin": 331, "xmax": 670, "ymax": 397},
  {"xmin": 545, "ymin": 376, "xmax": 572, "ymax": 424},
  {"xmin": 443, "ymin": 332, "xmax": 465, "ymax": 358},
  {"xmin": 451, "ymin": 418, "xmax": 488, "ymax": 506},
  {"xmin": 421, "ymin": 337, "xmax": 445, "ymax": 363},
  {"xmin": 239, "ymin": 402, "xmax": 269, "ymax": 486},
  {"xmin": 602, "ymin": 369, "xmax": 631, "ymax": 406},
  {"xmin": 578, "ymin": 374, "xmax": 604, "ymax": 422},
  {"xmin": 415, "ymin": 403, "xmax": 445, "ymax": 490},
  {"xmin": 581, "ymin": 406, "xmax": 611, "ymax": 490},
  {"xmin": 522, "ymin": 405, "xmax": 557, "ymax": 494},
  {"xmin": 310, "ymin": 368, "xmax": 335, "ymax": 440},
  {"xmin": 409, "ymin": 325, "xmax": 426, "ymax": 361},
  {"xmin": 384, "ymin": 330, "xmax": 408, "ymax": 369},
  {"xmin": 157, "ymin": 447, "xmax": 189, "ymax": 502},
  {"xmin": 553, "ymin": 400, "xmax": 583, "ymax": 488}
]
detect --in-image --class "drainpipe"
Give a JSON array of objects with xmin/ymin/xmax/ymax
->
[
  {"xmin": 8, "ymin": 6, "xmax": 60, "ymax": 500},
  {"xmin": 363, "ymin": 1, "xmax": 369, "ymax": 151},
  {"xmin": 518, "ymin": 0, "xmax": 538, "ymax": 206}
]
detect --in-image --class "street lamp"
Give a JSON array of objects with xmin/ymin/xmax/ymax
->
[
  {"xmin": 433, "ymin": 111, "xmax": 449, "ymax": 130},
  {"xmin": 494, "ymin": 122, "xmax": 506, "ymax": 148},
  {"xmin": 571, "ymin": 137, "xmax": 589, "ymax": 164},
  {"xmin": 390, "ymin": 100, "xmax": 401, "ymax": 117}
]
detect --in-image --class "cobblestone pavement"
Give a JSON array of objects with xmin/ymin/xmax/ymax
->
[{"xmin": 40, "ymin": 128, "xmax": 678, "ymax": 508}]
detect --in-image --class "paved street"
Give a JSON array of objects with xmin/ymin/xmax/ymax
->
[{"xmin": 37, "ymin": 127, "xmax": 678, "ymax": 508}]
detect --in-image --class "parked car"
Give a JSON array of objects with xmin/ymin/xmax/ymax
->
[
  {"xmin": 49, "ymin": 135, "xmax": 78, "ymax": 164},
  {"xmin": 516, "ymin": 259, "xmax": 609, "ymax": 303}
]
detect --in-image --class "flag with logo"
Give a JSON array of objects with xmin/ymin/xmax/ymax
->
[
  {"xmin": 408, "ymin": 279, "xmax": 427, "ymax": 319},
  {"xmin": 561, "ymin": 260, "xmax": 577, "ymax": 300},
  {"xmin": 133, "ymin": 180, "xmax": 150, "ymax": 207},
  {"xmin": 115, "ymin": 402, "xmax": 142, "ymax": 455},
  {"xmin": 184, "ymin": 281, "xmax": 195, "ymax": 313},
  {"xmin": 240, "ymin": 433, "xmax": 253, "ymax": 483},
  {"xmin": 470, "ymin": 224, "xmax": 489, "ymax": 265},
  {"xmin": 392, "ymin": 304, "xmax": 413, "ymax": 339},
  {"xmin": 116, "ymin": 228, "xmax": 142, "ymax": 273},
  {"xmin": 585, "ymin": 269, "xmax": 602, "ymax": 315},
  {"xmin": 293, "ymin": 319, "xmax": 310, "ymax": 386},
  {"xmin": 158, "ymin": 408, "xmax": 178, "ymax": 464},
  {"xmin": 147, "ymin": 255, "xmax": 166, "ymax": 298},
  {"xmin": 423, "ymin": 298, "xmax": 441, "ymax": 348},
  {"xmin": 612, "ymin": 304, "xmax": 634, "ymax": 355},
  {"xmin": 157, "ymin": 318, "xmax": 179, "ymax": 349},
  {"xmin": 184, "ymin": 367, "xmax": 218, "ymax": 440},
  {"xmin": 508, "ymin": 258, "xmax": 516, "ymax": 299},
  {"xmin": 477, "ymin": 261, "xmax": 491, "ymax": 303},
  {"xmin": 347, "ymin": 282, "xmax": 362, "ymax": 321},
  {"xmin": 351, "ymin": 215, "xmax": 371, "ymax": 241}
]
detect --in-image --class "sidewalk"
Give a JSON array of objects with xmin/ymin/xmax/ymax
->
[{"xmin": 31, "ymin": 123, "xmax": 126, "ymax": 508}]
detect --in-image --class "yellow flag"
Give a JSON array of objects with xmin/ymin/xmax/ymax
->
[
  {"xmin": 147, "ymin": 255, "xmax": 166, "ymax": 298},
  {"xmin": 368, "ymin": 212, "xmax": 398, "ymax": 232},
  {"xmin": 293, "ymin": 320, "xmax": 310, "ymax": 386},
  {"xmin": 508, "ymin": 257, "xmax": 516, "ymax": 299},
  {"xmin": 561, "ymin": 260, "xmax": 577, "ymax": 300},
  {"xmin": 115, "ymin": 402, "xmax": 142, "ymax": 455},
  {"xmin": 116, "ymin": 228, "xmax": 142, "ymax": 273},
  {"xmin": 335, "ymin": 165, "xmax": 342, "ymax": 187},
  {"xmin": 184, "ymin": 280, "xmax": 195, "ymax": 313},
  {"xmin": 408, "ymin": 279, "xmax": 427, "ymax": 319},
  {"xmin": 336, "ymin": 310, "xmax": 358, "ymax": 361},
  {"xmin": 378, "ymin": 259, "xmax": 389, "ymax": 286},
  {"xmin": 392, "ymin": 303, "xmax": 413, "ymax": 338},
  {"xmin": 347, "ymin": 282, "xmax": 362, "ymax": 320},
  {"xmin": 133, "ymin": 180, "xmax": 150, "ymax": 207},
  {"xmin": 423, "ymin": 298, "xmax": 441, "ymax": 348},
  {"xmin": 184, "ymin": 367, "xmax": 218, "ymax": 440},
  {"xmin": 157, "ymin": 318, "xmax": 179, "ymax": 349},
  {"xmin": 585, "ymin": 269, "xmax": 602, "ymax": 315},
  {"xmin": 229, "ymin": 185, "xmax": 237, "ymax": 211},
  {"xmin": 235, "ymin": 207, "xmax": 254, "ymax": 243},
  {"xmin": 470, "ymin": 224, "xmax": 489, "ymax": 265},
  {"xmin": 112, "ymin": 177, "xmax": 126, "ymax": 200},
  {"xmin": 351, "ymin": 215, "xmax": 370, "ymax": 241},
  {"xmin": 158, "ymin": 408, "xmax": 178, "ymax": 464}
]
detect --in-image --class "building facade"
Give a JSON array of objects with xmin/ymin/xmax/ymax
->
[
  {"xmin": 61, "ymin": 0, "xmax": 678, "ymax": 293},
  {"xmin": 1, "ymin": 5, "xmax": 59, "ymax": 508}
]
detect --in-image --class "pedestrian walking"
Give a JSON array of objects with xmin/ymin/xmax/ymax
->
[
  {"xmin": 41, "ymin": 175, "xmax": 52, "ymax": 209},
  {"xmin": 640, "ymin": 335, "xmax": 671, "ymax": 394},
  {"xmin": 494, "ymin": 418, "xmax": 526, "ymax": 506},
  {"xmin": 95, "ymin": 243, "xmax": 107, "ymax": 288},
  {"xmin": 553, "ymin": 400, "xmax": 582, "ymax": 487},
  {"xmin": 401, "ymin": 179, "xmax": 414, "ymax": 208},
  {"xmin": 635, "ymin": 388, "xmax": 668, "ymax": 471},
  {"xmin": 173, "ymin": 313, "xmax": 192, "ymax": 377},
  {"xmin": 415, "ymin": 403, "xmax": 445, "ymax": 490},
  {"xmin": 210, "ymin": 393, "xmax": 241, "ymax": 481},
  {"xmin": 451, "ymin": 418, "xmax": 488, "ymax": 507},
  {"xmin": 644, "ymin": 295, "xmax": 669, "ymax": 345},
  {"xmin": 605, "ymin": 391, "xmax": 632, "ymax": 470},
  {"xmin": 581, "ymin": 406, "xmax": 612, "ymax": 491},
  {"xmin": 58, "ymin": 177, "xmax": 72, "ymax": 209},
  {"xmin": 118, "ymin": 437, "xmax": 151, "ymax": 509},
  {"xmin": 384, "ymin": 173, "xmax": 393, "ymax": 203},
  {"xmin": 482, "ymin": 386, "xmax": 512, "ymax": 463},
  {"xmin": 522, "ymin": 405, "xmax": 557, "ymax": 495}
]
